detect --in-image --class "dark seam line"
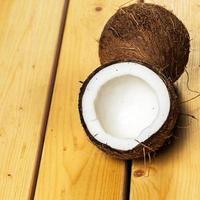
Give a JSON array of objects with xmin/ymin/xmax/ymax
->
[
  {"xmin": 29, "ymin": 0, "xmax": 70, "ymax": 199},
  {"xmin": 123, "ymin": 160, "xmax": 132, "ymax": 200}
]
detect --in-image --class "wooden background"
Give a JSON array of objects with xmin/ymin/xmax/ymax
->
[{"xmin": 0, "ymin": 0, "xmax": 199, "ymax": 199}]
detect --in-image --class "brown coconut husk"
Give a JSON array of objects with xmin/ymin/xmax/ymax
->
[
  {"xmin": 99, "ymin": 3, "xmax": 190, "ymax": 82},
  {"xmin": 78, "ymin": 60, "xmax": 179, "ymax": 159}
]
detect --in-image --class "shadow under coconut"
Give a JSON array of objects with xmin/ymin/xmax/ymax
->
[
  {"xmin": 154, "ymin": 117, "xmax": 188, "ymax": 158},
  {"xmin": 157, "ymin": 100, "xmax": 197, "ymax": 159},
  {"xmin": 134, "ymin": 100, "xmax": 194, "ymax": 167}
]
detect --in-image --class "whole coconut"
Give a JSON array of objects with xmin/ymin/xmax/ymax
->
[{"xmin": 99, "ymin": 3, "xmax": 190, "ymax": 82}]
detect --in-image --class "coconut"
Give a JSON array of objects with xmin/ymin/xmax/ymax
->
[
  {"xmin": 79, "ymin": 61, "xmax": 178, "ymax": 159},
  {"xmin": 99, "ymin": 3, "xmax": 190, "ymax": 82}
]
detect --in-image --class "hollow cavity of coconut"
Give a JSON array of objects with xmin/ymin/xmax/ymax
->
[
  {"xmin": 79, "ymin": 61, "xmax": 178, "ymax": 159},
  {"xmin": 99, "ymin": 3, "xmax": 190, "ymax": 82}
]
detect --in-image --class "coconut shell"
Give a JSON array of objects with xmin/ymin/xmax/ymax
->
[
  {"xmin": 99, "ymin": 3, "xmax": 190, "ymax": 82},
  {"xmin": 79, "ymin": 60, "xmax": 179, "ymax": 160}
]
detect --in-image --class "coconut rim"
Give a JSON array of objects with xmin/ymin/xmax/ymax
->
[{"xmin": 79, "ymin": 60, "xmax": 176, "ymax": 151}]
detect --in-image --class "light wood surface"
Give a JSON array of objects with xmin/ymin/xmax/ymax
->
[
  {"xmin": 131, "ymin": 0, "xmax": 200, "ymax": 199},
  {"xmin": 1, "ymin": 0, "xmax": 199, "ymax": 199},
  {"xmin": 34, "ymin": 0, "xmax": 139, "ymax": 199},
  {"xmin": 0, "ymin": 0, "xmax": 66, "ymax": 199}
]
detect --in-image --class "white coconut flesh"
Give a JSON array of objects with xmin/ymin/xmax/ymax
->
[{"xmin": 81, "ymin": 62, "xmax": 170, "ymax": 151}]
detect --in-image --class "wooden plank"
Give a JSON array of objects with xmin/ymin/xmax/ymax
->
[
  {"xmin": 35, "ymin": 0, "xmax": 138, "ymax": 199},
  {"xmin": 0, "ymin": 0, "xmax": 66, "ymax": 199},
  {"xmin": 131, "ymin": 0, "xmax": 200, "ymax": 199}
]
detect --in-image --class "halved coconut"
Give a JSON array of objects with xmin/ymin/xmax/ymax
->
[
  {"xmin": 79, "ymin": 61, "xmax": 178, "ymax": 159},
  {"xmin": 99, "ymin": 3, "xmax": 190, "ymax": 82}
]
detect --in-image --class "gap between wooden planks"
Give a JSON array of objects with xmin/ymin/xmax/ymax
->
[
  {"xmin": 0, "ymin": 0, "xmax": 67, "ymax": 199},
  {"xmin": 131, "ymin": 0, "xmax": 200, "ymax": 199},
  {"xmin": 34, "ymin": 0, "xmax": 139, "ymax": 199}
]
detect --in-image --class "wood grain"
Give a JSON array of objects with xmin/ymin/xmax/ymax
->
[
  {"xmin": 0, "ymin": 0, "xmax": 66, "ymax": 199},
  {"xmin": 131, "ymin": 0, "xmax": 200, "ymax": 199},
  {"xmin": 35, "ymin": 0, "xmax": 138, "ymax": 199}
]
